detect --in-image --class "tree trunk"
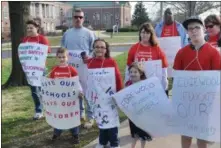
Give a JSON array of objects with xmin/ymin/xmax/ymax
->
[{"xmin": 2, "ymin": 2, "xmax": 30, "ymax": 89}]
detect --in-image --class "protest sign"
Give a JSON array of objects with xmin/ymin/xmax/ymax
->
[
  {"xmin": 171, "ymin": 71, "xmax": 220, "ymax": 142},
  {"xmin": 68, "ymin": 50, "xmax": 89, "ymax": 92},
  {"xmin": 143, "ymin": 60, "xmax": 162, "ymax": 81},
  {"xmin": 41, "ymin": 76, "xmax": 81, "ymax": 129},
  {"xmin": 158, "ymin": 36, "xmax": 181, "ymax": 77},
  {"xmin": 18, "ymin": 43, "xmax": 48, "ymax": 86},
  {"xmin": 113, "ymin": 77, "xmax": 174, "ymax": 137},
  {"xmin": 85, "ymin": 68, "xmax": 120, "ymax": 129}
]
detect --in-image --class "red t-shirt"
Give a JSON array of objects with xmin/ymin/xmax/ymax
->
[
  {"xmin": 127, "ymin": 42, "xmax": 168, "ymax": 68},
  {"xmin": 161, "ymin": 22, "xmax": 179, "ymax": 37},
  {"xmin": 208, "ymin": 34, "xmax": 219, "ymax": 48},
  {"xmin": 50, "ymin": 65, "xmax": 78, "ymax": 78},
  {"xmin": 87, "ymin": 57, "xmax": 123, "ymax": 92},
  {"xmin": 125, "ymin": 80, "xmax": 132, "ymax": 87},
  {"xmin": 173, "ymin": 43, "xmax": 221, "ymax": 70},
  {"xmin": 22, "ymin": 34, "xmax": 51, "ymax": 53}
]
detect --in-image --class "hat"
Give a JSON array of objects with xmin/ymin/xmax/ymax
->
[{"xmin": 182, "ymin": 16, "xmax": 204, "ymax": 30}]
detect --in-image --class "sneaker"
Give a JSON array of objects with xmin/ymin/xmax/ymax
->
[
  {"xmin": 95, "ymin": 144, "xmax": 104, "ymax": 148},
  {"xmin": 51, "ymin": 134, "xmax": 60, "ymax": 141},
  {"xmin": 33, "ymin": 113, "xmax": 44, "ymax": 120},
  {"xmin": 72, "ymin": 135, "xmax": 80, "ymax": 144},
  {"xmin": 83, "ymin": 119, "xmax": 94, "ymax": 129}
]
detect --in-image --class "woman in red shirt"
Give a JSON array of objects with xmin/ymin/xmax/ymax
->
[
  {"xmin": 21, "ymin": 20, "xmax": 51, "ymax": 120},
  {"xmin": 126, "ymin": 22, "xmax": 169, "ymax": 95}
]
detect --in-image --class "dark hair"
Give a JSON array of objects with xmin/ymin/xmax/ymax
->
[
  {"xmin": 56, "ymin": 47, "xmax": 67, "ymax": 56},
  {"xmin": 26, "ymin": 20, "xmax": 39, "ymax": 28},
  {"xmin": 204, "ymin": 14, "xmax": 221, "ymax": 26},
  {"xmin": 128, "ymin": 62, "xmax": 146, "ymax": 80},
  {"xmin": 139, "ymin": 22, "xmax": 159, "ymax": 46},
  {"xmin": 93, "ymin": 38, "xmax": 110, "ymax": 58}
]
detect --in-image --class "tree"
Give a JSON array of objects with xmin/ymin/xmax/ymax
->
[
  {"xmin": 132, "ymin": 2, "xmax": 151, "ymax": 28},
  {"xmin": 2, "ymin": 2, "xmax": 30, "ymax": 89}
]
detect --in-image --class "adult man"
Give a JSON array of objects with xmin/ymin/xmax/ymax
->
[
  {"xmin": 173, "ymin": 16, "xmax": 221, "ymax": 148},
  {"xmin": 155, "ymin": 8, "xmax": 188, "ymax": 47},
  {"xmin": 61, "ymin": 8, "xmax": 96, "ymax": 129}
]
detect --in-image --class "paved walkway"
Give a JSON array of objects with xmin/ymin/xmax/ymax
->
[{"xmin": 84, "ymin": 120, "xmax": 220, "ymax": 148}]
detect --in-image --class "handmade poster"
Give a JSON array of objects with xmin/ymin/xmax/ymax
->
[
  {"xmin": 157, "ymin": 36, "xmax": 181, "ymax": 77},
  {"xmin": 85, "ymin": 68, "xmax": 120, "ymax": 129},
  {"xmin": 143, "ymin": 60, "xmax": 162, "ymax": 81},
  {"xmin": 113, "ymin": 77, "xmax": 174, "ymax": 137},
  {"xmin": 68, "ymin": 50, "xmax": 89, "ymax": 92},
  {"xmin": 18, "ymin": 43, "xmax": 48, "ymax": 86},
  {"xmin": 171, "ymin": 71, "xmax": 220, "ymax": 142},
  {"xmin": 41, "ymin": 76, "xmax": 81, "ymax": 129}
]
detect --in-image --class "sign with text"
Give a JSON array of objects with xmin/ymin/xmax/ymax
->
[
  {"xmin": 113, "ymin": 77, "xmax": 174, "ymax": 137},
  {"xmin": 171, "ymin": 71, "xmax": 220, "ymax": 142},
  {"xmin": 41, "ymin": 77, "xmax": 81, "ymax": 129},
  {"xmin": 144, "ymin": 60, "xmax": 162, "ymax": 81},
  {"xmin": 85, "ymin": 68, "xmax": 120, "ymax": 129},
  {"xmin": 158, "ymin": 36, "xmax": 181, "ymax": 77},
  {"xmin": 18, "ymin": 43, "xmax": 48, "ymax": 86}
]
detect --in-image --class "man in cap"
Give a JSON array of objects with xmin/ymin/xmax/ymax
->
[{"xmin": 173, "ymin": 16, "xmax": 221, "ymax": 148}]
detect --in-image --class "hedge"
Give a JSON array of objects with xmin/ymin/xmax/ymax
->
[{"xmin": 106, "ymin": 27, "xmax": 139, "ymax": 32}]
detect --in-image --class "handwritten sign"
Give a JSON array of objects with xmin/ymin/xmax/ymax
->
[
  {"xmin": 18, "ymin": 43, "xmax": 48, "ymax": 86},
  {"xmin": 158, "ymin": 36, "xmax": 181, "ymax": 77},
  {"xmin": 41, "ymin": 77, "xmax": 81, "ymax": 129},
  {"xmin": 68, "ymin": 50, "xmax": 89, "ymax": 92},
  {"xmin": 113, "ymin": 77, "xmax": 174, "ymax": 137},
  {"xmin": 171, "ymin": 71, "xmax": 220, "ymax": 142},
  {"xmin": 85, "ymin": 68, "xmax": 120, "ymax": 129},
  {"xmin": 143, "ymin": 60, "xmax": 162, "ymax": 81}
]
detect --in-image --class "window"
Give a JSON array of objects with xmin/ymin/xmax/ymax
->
[{"xmin": 3, "ymin": 7, "xmax": 8, "ymax": 19}]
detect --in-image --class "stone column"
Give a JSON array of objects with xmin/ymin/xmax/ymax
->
[{"xmin": 38, "ymin": 3, "xmax": 42, "ymax": 18}]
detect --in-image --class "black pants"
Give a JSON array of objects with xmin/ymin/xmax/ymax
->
[
  {"xmin": 99, "ymin": 127, "xmax": 119, "ymax": 147},
  {"xmin": 165, "ymin": 90, "xmax": 169, "ymax": 97}
]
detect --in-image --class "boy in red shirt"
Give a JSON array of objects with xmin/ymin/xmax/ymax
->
[
  {"xmin": 174, "ymin": 16, "xmax": 221, "ymax": 148},
  {"xmin": 49, "ymin": 47, "xmax": 84, "ymax": 144}
]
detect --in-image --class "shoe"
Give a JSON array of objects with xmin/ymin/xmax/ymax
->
[
  {"xmin": 84, "ymin": 119, "xmax": 94, "ymax": 129},
  {"xmin": 51, "ymin": 134, "xmax": 60, "ymax": 141},
  {"xmin": 95, "ymin": 144, "xmax": 104, "ymax": 148},
  {"xmin": 110, "ymin": 146, "xmax": 120, "ymax": 148},
  {"xmin": 33, "ymin": 113, "xmax": 44, "ymax": 120},
  {"xmin": 72, "ymin": 135, "xmax": 80, "ymax": 144}
]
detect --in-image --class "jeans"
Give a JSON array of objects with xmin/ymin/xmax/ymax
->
[
  {"xmin": 30, "ymin": 86, "xmax": 42, "ymax": 113},
  {"xmin": 54, "ymin": 126, "xmax": 80, "ymax": 136},
  {"xmin": 99, "ymin": 127, "xmax": 119, "ymax": 147}
]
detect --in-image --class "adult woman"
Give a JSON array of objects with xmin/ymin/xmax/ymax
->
[
  {"xmin": 204, "ymin": 14, "xmax": 221, "ymax": 48},
  {"xmin": 21, "ymin": 20, "xmax": 51, "ymax": 120},
  {"xmin": 125, "ymin": 22, "xmax": 169, "ymax": 93}
]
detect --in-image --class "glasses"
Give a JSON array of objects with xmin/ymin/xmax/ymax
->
[
  {"xmin": 94, "ymin": 46, "xmax": 106, "ymax": 50},
  {"xmin": 74, "ymin": 16, "xmax": 83, "ymax": 19},
  {"xmin": 205, "ymin": 24, "xmax": 214, "ymax": 29},
  {"xmin": 187, "ymin": 26, "xmax": 201, "ymax": 32}
]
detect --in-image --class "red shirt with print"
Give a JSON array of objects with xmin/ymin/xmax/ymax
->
[
  {"xmin": 208, "ymin": 34, "xmax": 219, "ymax": 48},
  {"xmin": 127, "ymin": 42, "xmax": 168, "ymax": 68},
  {"xmin": 173, "ymin": 43, "xmax": 221, "ymax": 70},
  {"xmin": 50, "ymin": 65, "xmax": 78, "ymax": 78},
  {"xmin": 161, "ymin": 22, "xmax": 179, "ymax": 37},
  {"xmin": 87, "ymin": 57, "xmax": 123, "ymax": 92}
]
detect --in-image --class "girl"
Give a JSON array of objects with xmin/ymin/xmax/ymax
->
[
  {"xmin": 125, "ymin": 22, "xmax": 169, "ymax": 95},
  {"xmin": 126, "ymin": 62, "xmax": 152, "ymax": 148},
  {"xmin": 49, "ymin": 47, "xmax": 83, "ymax": 144},
  {"xmin": 85, "ymin": 38, "xmax": 123, "ymax": 148},
  {"xmin": 21, "ymin": 20, "xmax": 51, "ymax": 120}
]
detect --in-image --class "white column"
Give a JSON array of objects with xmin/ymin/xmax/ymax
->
[
  {"xmin": 52, "ymin": 5, "xmax": 55, "ymax": 18},
  {"xmin": 44, "ymin": 4, "xmax": 46, "ymax": 18},
  {"xmin": 39, "ymin": 3, "xmax": 42, "ymax": 18},
  {"xmin": 33, "ymin": 3, "xmax": 36, "ymax": 17}
]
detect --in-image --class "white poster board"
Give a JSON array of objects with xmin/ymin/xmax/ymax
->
[
  {"xmin": 143, "ymin": 60, "xmax": 162, "ymax": 81},
  {"xmin": 85, "ymin": 68, "xmax": 120, "ymax": 129},
  {"xmin": 18, "ymin": 43, "xmax": 48, "ymax": 86},
  {"xmin": 171, "ymin": 71, "xmax": 220, "ymax": 142},
  {"xmin": 68, "ymin": 50, "xmax": 89, "ymax": 91},
  {"xmin": 158, "ymin": 36, "xmax": 181, "ymax": 77},
  {"xmin": 41, "ymin": 77, "xmax": 81, "ymax": 129},
  {"xmin": 113, "ymin": 77, "xmax": 174, "ymax": 137}
]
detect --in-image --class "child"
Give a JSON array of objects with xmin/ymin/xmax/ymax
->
[
  {"xmin": 84, "ymin": 38, "xmax": 123, "ymax": 148},
  {"xmin": 49, "ymin": 47, "xmax": 84, "ymax": 144},
  {"xmin": 125, "ymin": 62, "xmax": 152, "ymax": 148}
]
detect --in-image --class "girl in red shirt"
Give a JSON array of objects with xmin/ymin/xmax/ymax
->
[
  {"xmin": 126, "ymin": 22, "xmax": 169, "ymax": 95},
  {"xmin": 49, "ymin": 47, "xmax": 83, "ymax": 144},
  {"xmin": 21, "ymin": 20, "xmax": 51, "ymax": 120}
]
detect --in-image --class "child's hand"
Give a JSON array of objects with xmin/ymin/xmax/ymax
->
[{"xmin": 78, "ymin": 92, "xmax": 84, "ymax": 99}]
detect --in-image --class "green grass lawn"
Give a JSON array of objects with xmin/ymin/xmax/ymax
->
[
  {"xmin": 103, "ymin": 32, "xmax": 139, "ymax": 36},
  {"xmin": 2, "ymin": 53, "xmax": 128, "ymax": 147}
]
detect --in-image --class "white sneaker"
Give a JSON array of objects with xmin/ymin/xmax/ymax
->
[
  {"xmin": 84, "ymin": 119, "xmax": 95, "ymax": 129},
  {"xmin": 95, "ymin": 143, "xmax": 104, "ymax": 148},
  {"xmin": 33, "ymin": 113, "xmax": 44, "ymax": 120}
]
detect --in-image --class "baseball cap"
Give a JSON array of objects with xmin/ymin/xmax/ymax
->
[{"xmin": 182, "ymin": 16, "xmax": 204, "ymax": 30}]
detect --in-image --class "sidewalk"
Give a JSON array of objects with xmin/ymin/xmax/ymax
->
[{"xmin": 84, "ymin": 120, "xmax": 220, "ymax": 148}]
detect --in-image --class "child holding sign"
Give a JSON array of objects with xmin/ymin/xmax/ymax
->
[
  {"xmin": 83, "ymin": 38, "xmax": 123, "ymax": 148},
  {"xmin": 49, "ymin": 47, "xmax": 84, "ymax": 144},
  {"xmin": 125, "ymin": 62, "xmax": 152, "ymax": 148}
]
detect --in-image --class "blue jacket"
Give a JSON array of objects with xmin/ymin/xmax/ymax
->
[{"xmin": 155, "ymin": 20, "xmax": 189, "ymax": 48}]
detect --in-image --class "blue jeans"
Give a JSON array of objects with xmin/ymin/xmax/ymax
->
[
  {"xmin": 30, "ymin": 86, "xmax": 42, "ymax": 113},
  {"xmin": 99, "ymin": 127, "xmax": 119, "ymax": 147},
  {"xmin": 54, "ymin": 126, "xmax": 79, "ymax": 136},
  {"xmin": 80, "ymin": 96, "xmax": 94, "ymax": 120}
]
